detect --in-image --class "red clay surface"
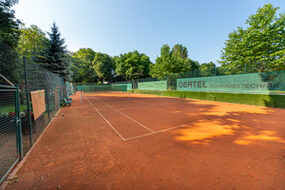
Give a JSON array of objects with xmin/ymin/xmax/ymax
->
[{"xmin": 5, "ymin": 92, "xmax": 285, "ymax": 190}]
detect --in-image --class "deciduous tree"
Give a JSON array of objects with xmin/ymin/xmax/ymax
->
[
  {"xmin": 115, "ymin": 51, "xmax": 151, "ymax": 80},
  {"xmin": 219, "ymin": 4, "xmax": 285, "ymax": 74},
  {"xmin": 93, "ymin": 53, "xmax": 113, "ymax": 82},
  {"xmin": 198, "ymin": 62, "xmax": 216, "ymax": 77},
  {"xmin": 150, "ymin": 44, "xmax": 199, "ymax": 79},
  {"xmin": 71, "ymin": 48, "xmax": 97, "ymax": 83},
  {"xmin": 17, "ymin": 25, "xmax": 47, "ymax": 57}
]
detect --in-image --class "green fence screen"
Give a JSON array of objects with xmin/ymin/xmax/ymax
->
[
  {"xmin": 177, "ymin": 71, "xmax": 285, "ymax": 94},
  {"xmin": 80, "ymin": 84, "xmax": 129, "ymax": 92},
  {"xmin": 111, "ymin": 83, "xmax": 132, "ymax": 90},
  {"xmin": 138, "ymin": 81, "xmax": 167, "ymax": 91}
]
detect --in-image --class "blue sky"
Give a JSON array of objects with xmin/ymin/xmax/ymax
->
[{"xmin": 14, "ymin": 0, "xmax": 285, "ymax": 64}]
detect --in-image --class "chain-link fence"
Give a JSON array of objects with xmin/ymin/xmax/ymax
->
[
  {"xmin": 0, "ymin": 41, "xmax": 23, "ymax": 184},
  {"xmin": 0, "ymin": 41, "xmax": 73, "ymax": 183},
  {"xmin": 21, "ymin": 57, "xmax": 69, "ymax": 154},
  {"xmin": 0, "ymin": 86, "xmax": 21, "ymax": 184}
]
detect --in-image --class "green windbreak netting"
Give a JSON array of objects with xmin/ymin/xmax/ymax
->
[
  {"xmin": 80, "ymin": 84, "xmax": 129, "ymax": 92},
  {"xmin": 65, "ymin": 82, "xmax": 73, "ymax": 97},
  {"xmin": 111, "ymin": 83, "xmax": 132, "ymax": 90},
  {"xmin": 177, "ymin": 71, "xmax": 285, "ymax": 94},
  {"xmin": 138, "ymin": 81, "xmax": 167, "ymax": 91}
]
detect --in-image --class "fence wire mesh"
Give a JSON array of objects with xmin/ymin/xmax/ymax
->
[
  {"xmin": 0, "ymin": 41, "xmax": 73, "ymax": 183},
  {"xmin": 0, "ymin": 87, "xmax": 19, "ymax": 183},
  {"xmin": 21, "ymin": 58, "xmax": 68, "ymax": 154}
]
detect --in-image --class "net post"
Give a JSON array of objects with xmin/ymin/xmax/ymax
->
[{"xmin": 80, "ymin": 88, "xmax": 83, "ymax": 103}]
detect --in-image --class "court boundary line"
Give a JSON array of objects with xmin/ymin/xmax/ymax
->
[
  {"xmin": 92, "ymin": 96, "xmax": 155, "ymax": 133},
  {"xmin": 124, "ymin": 125, "xmax": 184, "ymax": 141},
  {"xmin": 84, "ymin": 96, "xmax": 127, "ymax": 141},
  {"xmin": 85, "ymin": 95, "xmax": 187, "ymax": 142}
]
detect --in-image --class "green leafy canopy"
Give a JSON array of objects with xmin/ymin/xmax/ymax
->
[
  {"xmin": 219, "ymin": 3, "xmax": 285, "ymax": 74},
  {"xmin": 115, "ymin": 51, "xmax": 152, "ymax": 81},
  {"xmin": 150, "ymin": 44, "xmax": 199, "ymax": 79}
]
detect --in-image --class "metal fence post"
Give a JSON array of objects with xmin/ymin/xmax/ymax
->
[
  {"xmin": 23, "ymin": 56, "xmax": 33, "ymax": 146},
  {"xmin": 46, "ymin": 89, "xmax": 51, "ymax": 121},
  {"xmin": 16, "ymin": 86, "xmax": 23, "ymax": 159}
]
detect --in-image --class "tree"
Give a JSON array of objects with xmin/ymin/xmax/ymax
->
[
  {"xmin": 92, "ymin": 53, "xmax": 113, "ymax": 82},
  {"xmin": 34, "ymin": 22, "xmax": 70, "ymax": 79},
  {"xmin": 71, "ymin": 48, "xmax": 97, "ymax": 83},
  {"xmin": 0, "ymin": 0, "xmax": 23, "ymax": 84},
  {"xmin": 115, "ymin": 51, "xmax": 151, "ymax": 81},
  {"xmin": 172, "ymin": 44, "xmax": 188, "ymax": 59},
  {"xmin": 219, "ymin": 4, "xmax": 285, "ymax": 74},
  {"xmin": 17, "ymin": 25, "xmax": 47, "ymax": 57},
  {"xmin": 150, "ymin": 44, "xmax": 199, "ymax": 79},
  {"xmin": 0, "ymin": 0, "xmax": 21, "ymax": 48},
  {"xmin": 198, "ymin": 62, "xmax": 216, "ymax": 77}
]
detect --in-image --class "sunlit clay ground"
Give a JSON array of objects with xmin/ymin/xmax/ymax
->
[
  {"xmin": 174, "ymin": 100, "xmax": 285, "ymax": 146},
  {"xmin": 5, "ymin": 94, "xmax": 285, "ymax": 190}
]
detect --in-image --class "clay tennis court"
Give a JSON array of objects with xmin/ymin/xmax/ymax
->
[{"xmin": 5, "ymin": 92, "xmax": 285, "ymax": 190}]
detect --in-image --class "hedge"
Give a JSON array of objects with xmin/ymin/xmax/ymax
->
[{"xmin": 129, "ymin": 90, "xmax": 285, "ymax": 109}]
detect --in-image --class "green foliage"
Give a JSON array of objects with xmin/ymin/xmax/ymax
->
[
  {"xmin": 71, "ymin": 48, "xmax": 98, "ymax": 83},
  {"xmin": 115, "ymin": 50, "xmax": 151, "ymax": 80},
  {"xmin": 112, "ymin": 56, "xmax": 119, "ymax": 70},
  {"xmin": 132, "ymin": 90, "xmax": 285, "ymax": 108},
  {"xmin": 219, "ymin": 4, "xmax": 285, "ymax": 74},
  {"xmin": 17, "ymin": 25, "xmax": 47, "ymax": 57},
  {"xmin": 73, "ymin": 48, "xmax": 96, "ymax": 64},
  {"xmin": 0, "ymin": 41, "xmax": 22, "ymax": 84},
  {"xmin": 172, "ymin": 44, "xmax": 188, "ymax": 59},
  {"xmin": 33, "ymin": 22, "xmax": 70, "ymax": 79},
  {"xmin": 0, "ymin": 0, "xmax": 21, "ymax": 48},
  {"xmin": 198, "ymin": 62, "xmax": 216, "ymax": 77},
  {"xmin": 150, "ymin": 44, "xmax": 199, "ymax": 79},
  {"xmin": 0, "ymin": 0, "xmax": 22, "ymax": 84},
  {"xmin": 92, "ymin": 53, "xmax": 113, "ymax": 82}
]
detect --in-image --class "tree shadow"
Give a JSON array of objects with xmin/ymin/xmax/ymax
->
[
  {"xmin": 90, "ymin": 93, "xmax": 285, "ymax": 147},
  {"xmin": 259, "ymin": 71, "xmax": 285, "ymax": 108},
  {"xmin": 170, "ymin": 99, "xmax": 285, "ymax": 146}
]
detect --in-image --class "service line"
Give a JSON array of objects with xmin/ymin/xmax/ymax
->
[
  {"xmin": 85, "ymin": 95, "xmax": 186, "ymax": 142},
  {"xmin": 92, "ymin": 96, "xmax": 155, "ymax": 133},
  {"xmin": 124, "ymin": 125, "xmax": 184, "ymax": 141}
]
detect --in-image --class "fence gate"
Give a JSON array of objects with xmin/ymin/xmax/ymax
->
[{"xmin": 0, "ymin": 86, "xmax": 22, "ymax": 183}]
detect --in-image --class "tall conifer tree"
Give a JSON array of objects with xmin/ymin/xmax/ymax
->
[{"xmin": 34, "ymin": 22, "xmax": 70, "ymax": 79}]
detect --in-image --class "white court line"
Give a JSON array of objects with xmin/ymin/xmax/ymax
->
[
  {"xmin": 85, "ymin": 95, "xmax": 187, "ymax": 142},
  {"xmin": 92, "ymin": 96, "xmax": 155, "ymax": 133},
  {"xmin": 84, "ymin": 96, "xmax": 127, "ymax": 141},
  {"xmin": 124, "ymin": 125, "xmax": 185, "ymax": 141},
  {"xmin": 124, "ymin": 132, "xmax": 156, "ymax": 141},
  {"xmin": 155, "ymin": 125, "xmax": 185, "ymax": 133}
]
